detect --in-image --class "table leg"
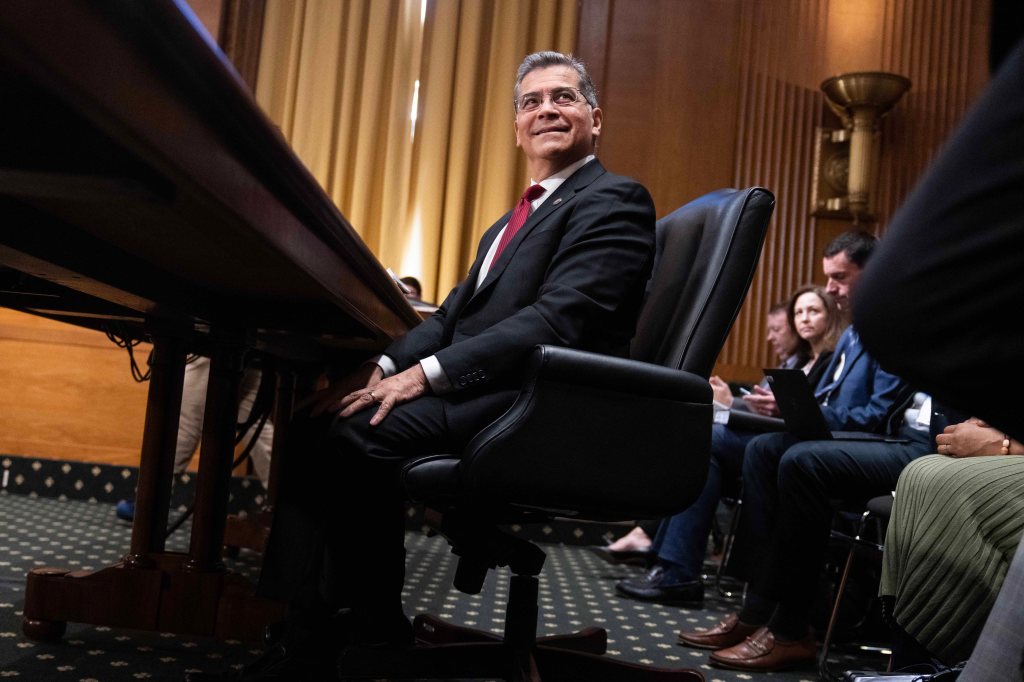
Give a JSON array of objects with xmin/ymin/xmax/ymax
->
[
  {"xmin": 126, "ymin": 320, "xmax": 188, "ymax": 564},
  {"xmin": 186, "ymin": 335, "xmax": 244, "ymax": 572}
]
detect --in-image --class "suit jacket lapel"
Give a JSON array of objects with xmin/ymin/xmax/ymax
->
[
  {"xmin": 815, "ymin": 327, "xmax": 864, "ymax": 400},
  {"xmin": 471, "ymin": 160, "xmax": 606, "ymax": 299},
  {"xmin": 475, "ymin": 210, "xmax": 513, "ymax": 260},
  {"xmin": 832, "ymin": 329, "xmax": 864, "ymax": 387}
]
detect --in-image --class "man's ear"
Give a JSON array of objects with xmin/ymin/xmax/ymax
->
[
  {"xmin": 591, "ymin": 106, "xmax": 603, "ymax": 144},
  {"xmin": 514, "ymin": 117, "xmax": 522, "ymax": 148}
]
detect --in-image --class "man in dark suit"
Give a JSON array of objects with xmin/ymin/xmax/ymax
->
[
  {"xmin": 676, "ymin": 231, "xmax": 929, "ymax": 672},
  {"xmin": 234, "ymin": 51, "xmax": 656, "ymax": 681}
]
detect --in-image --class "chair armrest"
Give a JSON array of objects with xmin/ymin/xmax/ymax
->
[
  {"xmin": 454, "ymin": 345, "xmax": 712, "ymax": 520},
  {"xmin": 723, "ymin": 409, "xmax": 786, "ymax": 433},
  {"xmin": 528, "ymin": 345, "xmax": 711, "ymax": 401}
]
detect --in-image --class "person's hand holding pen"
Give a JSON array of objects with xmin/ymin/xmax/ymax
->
[{"xmin": 742, "ymin": 384, "xmax": 781, "ymax": 417}]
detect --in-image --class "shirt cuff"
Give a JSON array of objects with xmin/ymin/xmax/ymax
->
[
  {"xmin": 374, "ymin": 354, "xmax": 397, "ymax": 378},
  {"xmin": 419, "ymin": 355, "xmax": 452, "ymax": 394}
]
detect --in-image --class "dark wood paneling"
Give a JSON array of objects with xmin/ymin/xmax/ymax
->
[
  {"xmin": 578, "ymin": 0, "xmax": 990, "ymax": 382},
  {"xmin": 580, "ymin": 0, "xmax": 743, "ymax": 213},
  {"xmin": 218, "ymin": 0, "xmax": 267, "ymax": 91}
]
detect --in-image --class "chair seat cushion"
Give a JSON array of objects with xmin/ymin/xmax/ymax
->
[{"xmin": 402, "ymin": 455, "xmax": 461, "ymax": 505}]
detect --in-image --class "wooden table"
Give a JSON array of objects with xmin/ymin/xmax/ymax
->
[{"xmin": 0, "ymin": 0, "xmax": 419, "ymax": 643}]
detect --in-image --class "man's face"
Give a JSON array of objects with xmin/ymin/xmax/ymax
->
[
  {"xmin": 822, "ymin": 252, "xmax": 863, "ymax": 310},
  {"xmin": 514, "ymin": 66, "xmax": 602, "ymax": 178},
  {"xmin": 766, "ymin": 310, "xmax": 798, "ymax": 361}
]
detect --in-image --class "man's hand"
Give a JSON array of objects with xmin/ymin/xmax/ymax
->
[
  {"xmin": 305, "ymin": 364, "xmax": 384, "ymax": 417},
  {"xmin": 935, "ymin": 418, "xmax": 1005, "ymax": 457},
  {"xmin": 709, "ymin": 376, "xmax": 734, "ymax": 408},
  {"xmin": 338, "ymin": 364, "xmax": 430, "ymax": 425},
  {"xmin": 742, "ymin": 384, "xmax": 780, "ymax": 417}
]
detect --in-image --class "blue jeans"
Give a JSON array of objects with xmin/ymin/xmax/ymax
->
[{"xmin": 651, "ymin": 423, "xmax": 759, "ymax": 581}]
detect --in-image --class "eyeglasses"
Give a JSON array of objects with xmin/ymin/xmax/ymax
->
[{"xmin": 515, "ymin": 87, "xmax": 589, "ymax": 113}]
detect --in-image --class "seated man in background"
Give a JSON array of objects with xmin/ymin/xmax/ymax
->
[
  {"xmin": 615, "ymin": 243, "xmax": 850, "ymax": 606},
  {"xmin": 398, "ymin": 275, "xmax": 423, "ymax": 301},
  {"xmin": 710, "ymin": 299, "xmax": 802, "ymax": 409},
  {"xmin": 677, "ymin": 230, "xmax": 928, "ymax": 672},
  {"xmin": 197, "ymin": 51, "xmax": 658, "ymax": 682}
]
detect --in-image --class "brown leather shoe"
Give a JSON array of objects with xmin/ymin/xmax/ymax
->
[
  {"xmin": 677, "ymin": 612, "xmax": 759, "ymax": 649},
  {"xmin": 709, "ymin": 626, "xmax": 816, "ymax": 671}
]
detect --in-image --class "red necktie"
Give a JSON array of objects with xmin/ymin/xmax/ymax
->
[{"xmin": 492, "ymin": 184, "xmax": 545, "ymax": 261}]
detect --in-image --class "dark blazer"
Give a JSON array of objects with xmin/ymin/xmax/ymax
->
[
  {"xmin": 854, "ymin": 40, "xmax": 1024, "ymax": 442},
  {"xmin": 814, "ymin": 327, "xmax": 912, "ymax": 433},
  {"xmin": 804, "ymin": 349, "xmax": 833, "ymax": 390},
  {"xmin": 384, "ymin": 159, "xmax": 656, "ymax": 393}
]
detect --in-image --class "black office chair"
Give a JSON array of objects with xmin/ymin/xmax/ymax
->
[
  {"xmin": 710, "ymin": 476, "xmax": 746, "ymax": 599},
  {"xmin": 338, "ymin": 187, "xmax": 775, "ymax": 681},
  {"xmin": 819, "ymin": 495, "xmax": 894, "ymax": 681}
]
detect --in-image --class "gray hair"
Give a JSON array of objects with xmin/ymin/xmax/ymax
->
[{"xmin": 514, "ymin": 51, "xmax": 598, "ymax": 110}]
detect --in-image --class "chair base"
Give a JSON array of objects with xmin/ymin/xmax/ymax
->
[
  {"xmin": 370, "ymin": 520, "xmax": 705, "ymax": 680},
  {"xmin": 713, "ymin": 494, "xmax": 744, "ymax": 598},
  {"xmin": 819, "ymin": 504, "xmax": 892, "ymax": 681},
  {"xmin": 338, "ymin": 614, "xmax": 704, "ymax": 682},
  {"xmin": 413, "ymin": 613, "xmax": 607, "ymax": 654}
]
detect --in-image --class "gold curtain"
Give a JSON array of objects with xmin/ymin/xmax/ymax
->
[{"xmin": 255, "ymin": 0, "xmax": 578, "ymax": 302}]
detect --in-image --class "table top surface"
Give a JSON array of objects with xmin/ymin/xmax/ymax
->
[{"xmin": 0, "ymin": 0, "xmax": 419, "ymax": 360}]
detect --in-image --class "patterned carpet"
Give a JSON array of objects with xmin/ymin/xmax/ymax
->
[{"xmin": 0, "ymin": 491, "xmax": 883, "ymax": 681}]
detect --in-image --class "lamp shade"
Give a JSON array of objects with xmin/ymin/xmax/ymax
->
[
  {"xmin": 821, "ymin": 71, "xmax": 911, "ymax": 121},
  {"xmin": 817, "ymin": 71, "xmax": 911, "ymax": 219}
]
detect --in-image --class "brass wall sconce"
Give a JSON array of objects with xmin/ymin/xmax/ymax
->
[{"xmin": 811, "ymin": 71, "xmax": 911, "ymax": 221}]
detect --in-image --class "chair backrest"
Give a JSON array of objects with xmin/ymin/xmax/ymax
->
[
  {"xmin": 401, "ymin": 187, "xmax": 775, "ymax": 522},
  {"xmin": 630, "ymin": 187, "xmax": 775, "ymax": 378}
]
